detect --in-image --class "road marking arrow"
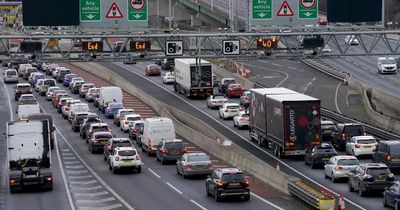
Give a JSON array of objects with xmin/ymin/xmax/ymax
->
[
  {"xmin": 133, "ymin": 14, "xmax": 142, "ymax": 19},
  {"xmin": 258, "ymin": 12, "xmax": 266, "ymax": 18},
  {"xmin": 304, "ymin": 12, "xmax": 312, "ymax": 17},
  {"xmin": 86, "ymin": 14, "xmax": 95, "ymax": 19}
]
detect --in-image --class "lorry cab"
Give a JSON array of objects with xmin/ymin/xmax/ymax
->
[{"xmin": 377, "ymin": 57, "xmax": 397, "ymax": 74}]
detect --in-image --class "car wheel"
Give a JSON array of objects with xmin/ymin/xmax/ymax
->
[
  {"xmin": 182, "ymin": 171, "xmax": 186, "ymax": 179},
  {"xmin": 395, "ymin": 201, "xmax": 399, "ymax": 210},
  {"xmin": 310, "ymin": 160, "xmax": 316, "ymax": 169},
  {"xmin": 219, "ymin": 112, "xmax": 222, "ymax": 118},
  {"xmin": 176, "ymin": 166, "xmax": 180, "ymax": 175},
  {"xmin": 348, "ymin": 181, "xmax": 354, "ymax": 192},
  {"xmin": 136, "ymin": 166, "xmax": 141, "ymax": 173},
  {"xmin": 243, "ymin": 195, "xmax": 250, "ymax": 201},
  {"xmin": 109, "ymin": 163, "xmax": 112, "ymax": 171},
  {"xmin": 383, "ymin": 196, "xmax": 388, "ymax": 207},
  {"xmin": 324, "ymin": 172, "xmax": 329, "ymax": 179},
  {"xmin": 331, "ymin": 173, "xmax": 336, "ymax": 183},
  {"xmin": 104, "ymin": 155, "xmax": 107, "ymax": 161},
  {"xmin": 214, "ymin": 189, "xmax": 220, "ymax": 202},
  {"xmin": 206, "ymin": 184, "xmax": 211, "ymax": 196},
  {"xmin": 160, "ymin": 158, "xmax": 165, "ymax": 165},
  {"xmin": 358, "ymin": 184, "xmax": 364, "ymax": 196},
  {"xmin": 112, "ymin": 165, "xmax": 118, "ymax": 174},
  {"xmin": 233, "ymin": 121, "xmax": 236, "ymax": 127}
]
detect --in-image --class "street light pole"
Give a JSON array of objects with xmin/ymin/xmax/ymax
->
[{"xmin": 169, "ymin": 0, "xmax": 172, "ymax": 29}]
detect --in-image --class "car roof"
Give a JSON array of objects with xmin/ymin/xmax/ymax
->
[
  {"xmin": 379, "ymin": 140, "xmax": 400, "ymax": 145},
  {"xmin": 224, "ymin": 103, "xmax": 240, "ymax": 106},
  {"xmin": 125, "ymin": 114, "xmax": 141, "ymax": 118},
  {"xmin": 17, "ymin": 83, "xmax": 31, "ymax": 86},
  {"xmin": 163, "ymin": 139, "xmax": 183, "ymax": 143},
  {"xmin": 20, "ymin": 94, "xmax": 34, "ymax": 97},
  {"xmin": 90, "ymin": 122, "xmax": 108, "ymax": 126},
  {"xmin": 111, "ymin": 138, "xmax": 130, "ymax": 142},
  {"xmin": 351, "ymin": 136, "xmax": 376, "ymax": 140},
  {"xmin": 115, "ymin": 146, "xmax": 136, "ymax": 151},
  {"xmin": 360, "ymin": 163, "xmax": 388, "ymax": 168},
  {"xmin": 334, "ymin": 155, "xmax": 358, "ymax": 160},
  {"xmin": 93, "ymin": 131, "xmax": 112, "ymax": 136},
  {"xmin": 218, "ymin": 167, "xmax": 243, "ymax": 174}
]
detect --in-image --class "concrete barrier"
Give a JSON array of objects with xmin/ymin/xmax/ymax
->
[{"xmin": 71, "ymin": 62, "xmax": 296, "ymax": 194}]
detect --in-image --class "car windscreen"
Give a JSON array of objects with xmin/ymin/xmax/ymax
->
[
  {"xmin": 187, "ymin": 154, "xmax": 209, "ymax": 162},
  {"xmin": 6, "ymin": 71, "xmax": 17, "ymax": 75},
  {"xmin": 357, "ymin": 139, "xmax": 376, "ymax": 144},
  {"xmin": 337, "ymin": 159, "xmax": 359, "ymax": 166},
  {"xmin": 343, "ymin": 125, "xmax": 364, "ymax": 136},
  {"xmin": 382, "ymin": 59, "xmax": 396, "ymax": 64},
  {"xmin": 221, "ymin": 173, "xmax": 245, "ymax": 182},
  {"xmin": 118, "ymin": 150, "xmax": 136, "ymax": 156},
  {"xmin": 367, "ymin": 168, "xmax": 390, "ymax": 177},
  {"xmin": 390, "ymin": 144, "xmax": 400, "ymax": 156}
]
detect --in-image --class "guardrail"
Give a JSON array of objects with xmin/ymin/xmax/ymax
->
[{"xmin": 288, "ymin": 180, "xmax": 335, "ymax": 210}]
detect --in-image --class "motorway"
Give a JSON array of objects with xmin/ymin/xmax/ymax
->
[
  {"xmin": 0, "ymin": 66, "xmax": 301, "ymax": 210},
  {"xmin": 99, "ymin": 60, "xmax": 397, "ymax": 210}
]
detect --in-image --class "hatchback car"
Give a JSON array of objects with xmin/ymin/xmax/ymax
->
[
  {"xmin": 71, "ymin": 81, "xmax": 85, "ymax": 94},
  {"xmin": 45, "ymin": 86, "xmax": 60, "ymax": 101},
  {"xmin": 108, "ymin": 147, "xmax": 142, "ymax": 174},
  {"xmin": 304, "ymin": 143, "xmax": 338, "ymax": 169},
  {"xmin": 88, "ymin": 131, "xmax": 113, "ymax": 153},
  {"xmin": 218, "ymin": 78, "xmax": 236, "ymax": 94},
  {"xmin": 321, "ymin": 120, "xmax": 337, "ymax": 142},
  {"xmin": 120, "ymin": 114, "xmax": 142, "ymax": 132},
  {"xmin": 233, "ymin": 111, "xmax": 249, "ymax": 129},
  {"xmin": 3, "ymin": 69, "xmax": 18, "ymax": 83},
  {"xmin": 161, "ymin": 58, "xmax": 175, "ymax": 70},
  {"xmin": 219, "ymin": 103, "xmax": 241, "ymax": 120},
  {"xmin": 177, "ymin": 152, "xmax": 213, "ymax": 178},
  {"xmin": 206, "ymin": 94, "xmax": 228, "ymax": 109},
  {"xmin": 332, "ymin": 123, "xmax": 366, "ymax": 151},
  {"xmin": 105, "ymin": 102, "xmax": 125, "ymax": 118},
  {"xmin": 69, "ymin": 77, "xmax": 84, "ymax": 89},
  {"xmin": 145, "ymin": 64, "xmax": 161, "ymax": 76},
  {"xmin": 373, "ymin": 140, "xmax": 400, "ymax": 171},
  {"xmin": 239, "ymin": 91, "xmax": 250, "ymax": 107},
  {"xmin": 15, "ymin": 83, "xmax": 32, "ymax": 101},
  {"xmin": 114, "ymin": 108, "xmax": 135, "ymax": 126},
  {"xmin": 324, "ymin": 155, "xmax": 359, "ymax": 182},
  {"xmin": 156, "ymin": 139, "xmax": 187, "ymax": 164},
  {"xmin": 71, "ymin": 112, "xmax": 90, "ymax": 132},
  {"xmin": 79, "ymin": 83, "xmax": 95, "ymax": 98},
  {"xmin": 383, "ymin": 181, "xmax": 400, "ymax": 209},
  {"xmin": 79, "ymin": 114, "xmax": 101, "ymax": 139},
  {"xmin": 346, "ymin": 136, "xmax": 377, "ymax": 157},
  {"xmin": 348, "ymin": 163, "xmax": 395, "ymax": 196},
  {"xmin": 57, "ymin": 97, "xmax": 73, "ymax": 113},
  {"xmin": 85, "ymin": 123, "xmax": 111, "ymax": 142},
  {"xmin": 18, "ymin": 94, "xmax": 37, "ymax": 105},
  {"xmin": 162, "ymin": 72, "xmax": 175, "ymax": 84},
  {"xmin": 86, "ymin": 87, "xmax": 100, "ymax": 102},
  {"xmin": 206, "ymin": 168, "xmax": 250, "ymax": 201},
  {"xmin": 63, "ymin": 73, "xmax": 77, "ymax": 87},
  {"xmin": 103, "ymin": 138, "xmax": 133, "ymax": 162},
  {"xmin": 128, "ymin": 120, "xmax": 144, "ymax": 143},
  {"xmin": 226, "ymin": 84, "xmax": 245, "ymax": 98}
]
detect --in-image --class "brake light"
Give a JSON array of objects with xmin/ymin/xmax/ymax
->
[
  {"xmin": 108, "ymin": 129, "xmax": 112, "ymax": 132},
  {"xmin": 242, "ymin": 180, "xmax": 249, "ymax": 187},
  {"xmin": 207, "ymin": 163, "xmax": 213, "ymax": 168},
  {"xmin": 335, "ymin": 166, "xmax": 343, "ymax": 170},
  {"xmin": 224, "ymin": 109, "xmax": 228, "ymax": 112},
  {"xmin": 115, "ymin": 156, "xmax": 120, "ymax": 161},
  {"xmin": 387, "ymin": 154, "xmax": 391, "ymax": 161},
  {"xmin": 92, "ymin": 140, "xmax": 99, "ymax": 144},
  {"xmin": 374, "ymin": 143, "xmax": 378, "ymax": 147},
  {"xmin": 89, "ymin": 131, "xmax": 93, "ymax": 135},
  {"xmin": 216, "ymin": 182, "xmax": 225, "ymax": 187},
  {"xmin": 162, "ymin": 149, "xmax": 169, "ymax": 155},
  {"xmin": 342, "ymin": 133, "xmax": 346, "ymax": 139},
  {"xmin": 107, "ymin": 146, "xmax": 112, "ymax": 152},
  {"xmin": 125, "ymin": 121, "xmax": 129, "ymax": 124},
  {"xmin": 135, "ymin": 155, "xmax": 140, "ymax": 160},
  {"xmin": 45, "ymin": 176, "xmax": 53, "ymax": 181},
  {"xmin": 184, "ymin": 164, "xmax": 192, "ymax": 168},
  {"xmin": 355, "ymin": 144, "xmax": 361, "ymax": 148},
  {"xmin": 181, "ymin": 147, "xmax": 187, "ymax": 153}
]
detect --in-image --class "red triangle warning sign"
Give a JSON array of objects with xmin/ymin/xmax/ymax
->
[
  {"xmin": 106, "ymin": 2, "xmax": 123, "ymax": 18},
  {"xmin": 277, "ymin": 1, "xmax": 294, "ymax": 16}
]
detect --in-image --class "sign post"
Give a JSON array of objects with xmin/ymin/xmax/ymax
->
[
  {"xmin": 80, "ymin": 0, "xmax": 101, "ymax": 21},
  {"xmin": 251, "ymin": 0, "xmax": 272, "ymax": 20},
  {"xmin": 128, "ymin": 0, "xmax": 148, "ymax": 21},
  {"xmin": 299, "ymin": 0, "xmax": 318, "ymax": 19}
]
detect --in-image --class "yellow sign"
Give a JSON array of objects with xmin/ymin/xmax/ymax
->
[{"xmin": 48, "ymin": 40, "xmax": 57, "ymax": 47}]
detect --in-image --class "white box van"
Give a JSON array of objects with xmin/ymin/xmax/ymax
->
[
  {"xmin": 68, "ymin": 103, "xmax": 89, "ymax": 121},
  {"xmin": 377, "ymin": 57, "xmax": 397, "ymax": 74},
  {"xmin": 98, "ymin": 86, "xmax": 123, "ymax": 111},
  {"xmin": 18, "ymin": 63, "xmax": 33, "ymax": 77},
  {"xmin": 17, "ymin": 104, "xmax": 41, "ymax": 120},
  {"xmin": 141, "ymin": 117, "xmax": 175, "ymax": 155}
]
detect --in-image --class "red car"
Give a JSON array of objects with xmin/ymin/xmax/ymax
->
[
  {"xmin": 318, "ymin": 17, "xmax": 328, "ymax": 25},
  {"xmin": 226, "ymin": 84, "xmax": 245, "ymax": 98},
  {"xmin": 145, "ymin": 64, "xmax": 161, "ymax": 76},
  {"xmin": 53, "ymin": 92, "xmax": 69, "ymax": 108}
]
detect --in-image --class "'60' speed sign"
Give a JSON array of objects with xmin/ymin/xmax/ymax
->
[{"xmin": 130, "ymin": 0, "xmax": 145, "ymax": 10}]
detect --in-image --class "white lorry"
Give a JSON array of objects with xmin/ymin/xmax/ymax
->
[
  {"xmin": 6, "ymin": 120, "xmax": 53, "ymax": 193},
  {"xmin": 174, "ymin": 58, "xmax": 213, "ymax": 98}
]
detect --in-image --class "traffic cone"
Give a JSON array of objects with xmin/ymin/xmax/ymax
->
[
  {"xmin": 276, "ymin": 161, "xmax": 280, "ymax": 171},
  {"xmin": 338, "ymin": 194, "xmax": 346, "ymax": 210}
]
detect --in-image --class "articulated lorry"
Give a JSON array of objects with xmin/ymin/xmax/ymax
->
[
  {"xmin": 6, "ymin": 120, "xmax": 53, "ymax": 193},
  {"xmin": 174, "ymin": 58, "xmax": 213, "ymax": 98},
  {"xmin": 249, "ymin": 88, "xmax": 321, "ymax": 157}
]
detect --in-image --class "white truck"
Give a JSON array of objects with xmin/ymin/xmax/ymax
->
[
  {"xmin": 174, "ymin": 58, "xmax": 213, "ymax": 98},
  {"xmin": 6, "ymin": 120, "xmax": 53, "ymax": 193}
]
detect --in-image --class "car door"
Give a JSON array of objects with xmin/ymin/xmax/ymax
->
[
  {"xmin": 347, "ymin": 138, "xmax": 354, "ymax": 153},
  {"xmin": 207, "ymin": 171, "xmax": 218, "ymax": 192},
  {"xmin": 325, "ymin": 157, "xmax": 335, "ymax": 176},
  {"xmin": 349, "ymin": 166, "xmax": 360, "ymax": 188},
  {"xmin": 386, "ymin": 183, "xmax": 398, "ymax": 206}
]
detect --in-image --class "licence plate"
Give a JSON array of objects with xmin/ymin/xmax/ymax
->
[
  {"xmin": 229, "ymin": 182, "xmax": 240, "ymax": 187},
  {"xmin": 323, "ymin": 130, "xmax": 332, "ymax": 133},
  {"xmin": 375, "ymin": 178, "xmax": 385, "ymax": 182},
  {"xmin": 230, "ymin": 110, "xmax": 238, "ymax": 112},
  {"xmin": 322, "ymin": 158, "xmax": 330, "ymax": 160},
  {"xmin": 363, "ymin": 146, "xmax": 372, "ymax": 148},
  {"xmin": 123, "ymin": 160, "xmax": 132, "ymax": 163},
  {"xmin": 171, "ymin": 151, "xmax": 179, "ymax": 155}
]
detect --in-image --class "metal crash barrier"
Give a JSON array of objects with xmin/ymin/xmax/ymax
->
[{"xmin": 288, "ymin": 180, "xmax": 336, "ymax": 210}]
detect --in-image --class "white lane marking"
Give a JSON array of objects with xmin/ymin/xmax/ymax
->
[
  {"xmin": 271, "ymin": 63, "xmax": 283, "ymax": 67},
  {"xmin": 254, "ymin": 61, "xmax": 289, "ymax": 87},
  {"xmin": 114, "ymin": 62, "xmax": 366, "ymax": 210},
  {"xmin": 361, "ymin": 66, "xmax": 368, "ymax": 70},
  {"xmin": 68, "ymin": 175, "xmax": 93, "ymax": 180},
  {"xmin": 74, "ymin": 191, "xmax": 109, "ymax": 197},
  {"xmin": 147, "ymin": 168, "xmax": 161, "ymax": 178},
  {"xmin": 74, "ymin": 185, "xmax": 103, "ymax": 191},
  {"xmin": 189, "ymin": 200, "xmax": 208, "ymax": 210},
  {"xmin": 65, "ymin": 165, "xmax": 84, "ymax": 169},
  {"xmin": 335, "ymin": 82, "xmax": 343, "ymax": 114},
  {"xmin": 251, "ymin": 193, "xmax": 285, "ymax": 210},
  {"xmin": 166, "ymin": 182, "xmax": 183, "ymax": 194},
  {"xmin": 70, "ymin": 180, "xmax": 97, "ymax": 185},
  {"xmin": 311, "ymin": 77, "xmax": 316, "ymax": 82},
  {"xmin": 64, "ymin": 161, "xmax": 80, "ymax": 165},
  {"xmin": 288, "ymin": 66, "xmax": 297, "ymax": 70},
  {"xmin": 76, "ymin": 197, "xmax": 115, "ymax": 203},
  {"xmin": 66, "ymin": 170, "xmax": 88, "ymax": 174},
  {"xmin": 79, "ymin": 204, "xmax": 123, "ymax": 210}
]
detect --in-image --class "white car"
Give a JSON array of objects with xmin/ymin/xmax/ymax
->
[
  {"xmin": 324, "ymin": 155, "xmax": 359, "ymax": 182},
  {"xmin": 46, "ymin": 87, "xmax": 60, "ymax": 100},
  {"xmin": 3, "ymin": 69, "xmax": 19, "ymax": 83},
  {"xmin": 345, "ymin": 35, "xmax": 359, "ymax": 45},
  {"xmin": 108, "ymin": 147, "xmax": 142, "ymax": 174},
  {"xmin": 61, "ymin": 99, "xmax": 81, "ymax": 119},
  {"xmin": 69, "ymin": 77, "xmax": 84, "ymax": 89},
  {"xmin": 219, "ymin": 103, "xmax": 241, "ymax": 120},
  {"xmin": 114, "ymin": 108, "xmax": 135, "ymax": 126},
  {"xmin": 120, "ymin": 114, "xmax": 143, "ymax": 132},
  {"xmin": 34, "ymin": 79, "xmax": 45, "ymax": 92},
  {"xmin": 206, "ymin": 94, "xmax": 228, "ymax": 109},
  {"xmin": 162, "ymin": 72, "xmax": 175, "ymax": 84},
  {"xmin": 321, "ymin": 45, "xmax": 332, "ymax": 53},
  {"xmin": 233, "ymin": 111, "xmax": 249, "ymax": 129},
  {"xmin": 346, "ymin": 135, "xmax": 377, "ymax": 157}
]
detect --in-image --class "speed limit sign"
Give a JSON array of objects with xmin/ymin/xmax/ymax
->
[{"xmin": 300, "ymin": 0, "xmax": 316, "ymax": 8}]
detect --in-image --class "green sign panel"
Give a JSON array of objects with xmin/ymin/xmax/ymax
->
[
  {"xmin": 128, "ymin": 0, "xmax": 148, "ymax": 21},
  {"xmin": 80, "ymin": 0, "xmax": 101, "ymax": 21},
  {"xmin": 252, "ymin": 0, "xmax": 272, "ymax": 20},
  {"xmin": 299, "ymin": 0, "xmax": 318, "ymax": 19}
]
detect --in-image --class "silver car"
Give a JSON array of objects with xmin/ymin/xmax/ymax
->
[
  {"xmin": 324, "ymin": 155, "xmax": 359, "ymax": 182},
  {"xmin": 176, "ymin": 152, "xmax": 213, "ymax": 178}
]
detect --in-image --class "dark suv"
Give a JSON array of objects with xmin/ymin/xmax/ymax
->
[
  {"xmin": 206, "ymin": 168, "xmax": 250, "ymax": 202},
  {"xmin": 156, "ymin": 139, "xmax": 187, "ymax": 164},
  {"xmin": 321, "ymin": 120, "xmax": 338, "ymax": 142},
  {"xmin": 71, "ymin": 112, "xmax": 89, "ymax": 132},
  {"xmin": 332, "ymin": 123, "xmax": 365, "ymax": 151},
  {"xmin": 373, "ymin": 140, "xmax": 400, "ymax": 171},
  {"xmin": 79, "ymin": 115, "xmax": 101, "ymax": 139},
  {"xmin": 218, "ymin": 78, "xmax": 236, "ymax": 94},
  {"xmin": 304, "ymin": 143, "xmax": 338, "ymax": 169},
  {"xmin": 348, "ymin": 163, "xmax": 395, "ymax": 196},
  {"xmin": 161, "ymin": 58, "xmax": 175, "ymax": 71},
  {"xmin": 103, "ymin": 138, "xmax": 133, "ymax": 161}
]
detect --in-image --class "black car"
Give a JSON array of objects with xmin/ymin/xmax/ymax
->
[
  {"xmin": 304, "ymin": 143, "xmax": 338, "ymax": 169},
  {"xmin": 88, "ymin": 132, "xmax": 113, "ymax": 153},
  {"xmin": 156, "ymin": 139, "xmax": 186, "ymax": 164},
  {"xmin": 332, "ymin": 123, "xmax": 365, "ymax": 151},
  {"xmin": 103, "ymin": 138, "xmax": 133, "ymax": 161},
  {"xmin": 71, "ymin": 112, "xmax": 89, "ymax": 132},
  {"xmin": 383, "ymin": 181, "xmax": 400, "ymax": 209},
  {"xmin": 128, "ymin": 120, "xmax": 144, "ymax": 143},
  {"xmin": 348, "ymin": 163, "xmax": 394, "ymax": 196},
  {"xmin": 161, "ymin": 58, "xmax": 175, "ymax": 71},
  {"xmin": 373, "ymin": 140, "xmax": 400, "ymax": 171},
  {"xmin": 79, "ymin": 114, "xmax": 101, "ymax": 139},
  {"xmin": 206, "ymin": 168, "xmax": 250, "ymax": 202},
  {"xmin": 321, "ymin": 120, "xmax": 337, "ymax": 142},
  {"xmin": 218, "ymin": 78, "xmax": 236, "ymax": 94}
]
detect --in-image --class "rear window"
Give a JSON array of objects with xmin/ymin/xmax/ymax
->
[
  {"xmin": 134, "ymin": 123, "xmax": 144, "ymax": 128},
  {"xmin": 367, "ymin": 168, "xmax": 390, "ymax": 177},
  {"xmin": 118, "ymin": 150, "xmax": 136, "ymax": 156},
  {"xmin": 18, "ymin": 85, "xmax": 31, "ymax": 88},
  {"xmin": 44, "ymin": 80, "xmax": 56, "ymax": 86},
  {"xmin": 6, "ymin": 71, "xmax": 16, "ymax": 75},
  {"xmin": 127, "ymin": 116, "xmax": 141, "ymax": 121},
  {"xmin": 221, "ymin": 173, "xmax": 245, "ymax": 182},
  {"xmin": 93, "ymin": 126, "xmax": 109, "ymax": 132},
  {"xmin": 94, "ymin": 133, "xmax": 113, "ymax": 139},
  {"xmin": 343, "ymin": 125, "xmax": 364, "ymax": 136},
  {"xmin": 357, "ymin": 139, "xmax": 376, "ymax": 144},
  {"xmin": 113, "ymin": 142, "xmax": 132, "ymax": 148},
  {"xmin": 21, "ymin": 95, "xmax": 35, "ymax": 100},
  {"xmin": 390, "ymin": 144, "xmax": 400, "ymax": 156},
  {"xmin": 165, "ymin": 142, "xmax": 184, "ymax": 149},
  {"xmin": 224, "ymin": 79, "xmax": 236, "ymax": 84},
  {"xmin": 241, "ymin": 114, "xmax": 249, "ymax": 118},
  {"xmin": 227, "ymin": 105, "xmax": 240, "ymax": 109},
  {"xmin": 187, "ymin": 154, "xmax": 209, "ymax": 162},
  {"xmin": 337, "ymin": 159, "xmax": 359, "ymax": 166}
]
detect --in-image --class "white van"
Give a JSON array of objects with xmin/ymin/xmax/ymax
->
[
  {"xmin": 141, "ymin": 117, "xmax": 175, "ymax": 155},
  {"xmin": 17, "ymin": 104, "xmax": 41, "ymax": 120},
  {"xmin": 377, "ymin": 57, "xmax": 397, "ymax": 74},
  {"xmin": 18, "ymin": 63, "xmax": 33, "ymax": 77},
  {"xmin": 98, "ymin": 86, "xmax": 123, "ymax": 111},
  {"xmin": 68, "ymin": 103, "xmax": 89, "ymax": 121}
]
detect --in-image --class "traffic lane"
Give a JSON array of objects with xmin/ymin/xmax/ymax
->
[
  {"xmin": 39, "ymin": 69, "xmax": 277, "ymax": 210},
  {"xmin": 111, "ymin": 62, "xmax": 372, "ymax": 210},
  {"xmin": 35, "ymin": 81, "xmax": 202, "ymax": 210},
  {"xmin": 2, "ymin": 76, "xmax": 71, "ymax": 210}
]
